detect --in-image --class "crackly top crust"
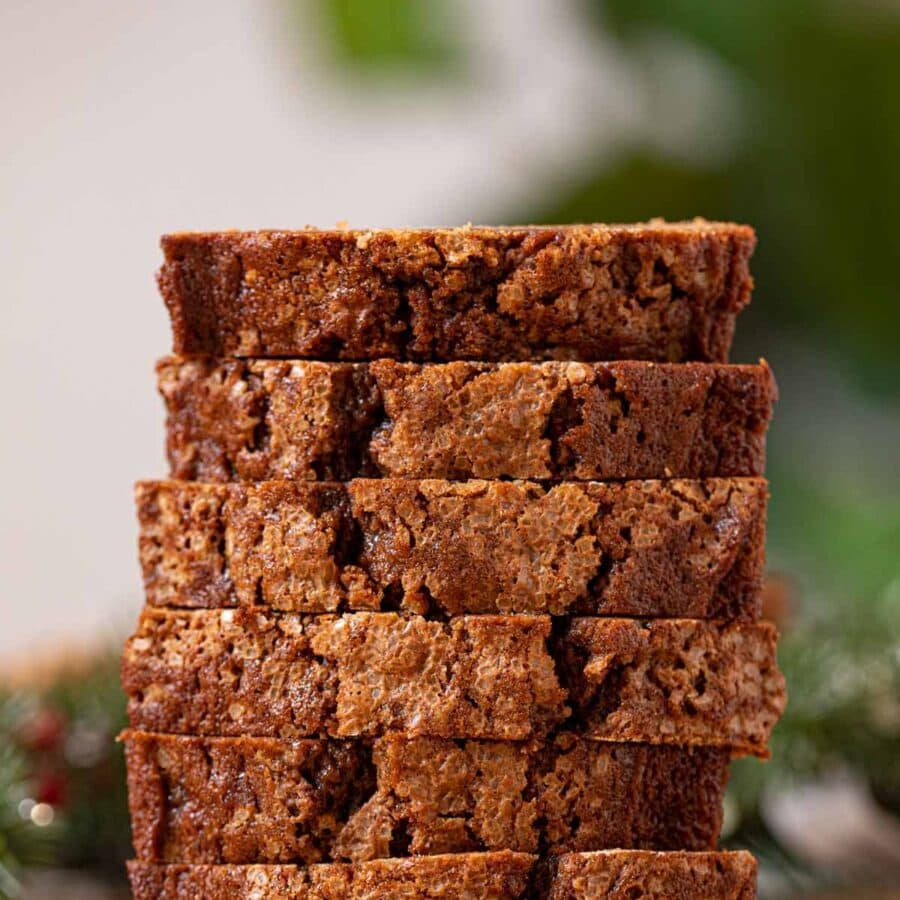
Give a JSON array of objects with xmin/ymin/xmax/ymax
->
[
  {"xmin": 123, "ymin": 731, "xmax": 728, "ymax": 864},
  {"xmin": 159, "ymin": 358, "xmax": 775, "ymax": 482},
  {"xmin": 136, "ymin": 477, "xmax": 767, "ymax": 619},
  {"xmin": 121, "ymin": 610, "xmax": 784, "ymax": 753},
  {"xmin": 159, "ymin": 221, "xmax": 755, "ymax": 362}
]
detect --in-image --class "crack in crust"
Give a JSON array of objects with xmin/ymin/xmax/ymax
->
[
  {"xmin": 158, "ymin": 359, "xmax": 776, "ymax": 482},
  {"xmin": 127, "ymin": 849, "xmax": 757, "ymax": 898},
  {"xmin": 158, "ymin": 222, "xmax": 755, "ymax": 362},
  {"xmin": 136, "ymin": 478, "xmax": 767, "ymax": 619},
  {"xmin": 124, "ymin": 732, "xmax": 729, "ymax": 865},
  {"xmin": 121, "ymin": 611, "xmax": 784, "ymax": 754}
]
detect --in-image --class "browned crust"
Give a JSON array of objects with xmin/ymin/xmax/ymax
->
[
  {"xmin": 121, "ymin": 611, "xmax": 784, "ymax": 753},
  {"xmin": 124, "ymin": 731, "xmax": 728, "ymax": 864},
  {"xmin": 127, "ymin": 850, "xmax": 756, "ymax": 898},
  {"xmin": 159, "ymin": 358, "xmax": 775, "ymax": 482},
  {"xmin": 158, "ymin": 222, "xmax": 755, "ymax": 363},
  {"xmin": 136, "ymin": 477, "xmax": 767, "ymax": 619}
]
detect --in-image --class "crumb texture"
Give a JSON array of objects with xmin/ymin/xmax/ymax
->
[
  {"xmin": 121, "ymin": 611, "xmax": 783, "ymax": 752},
  {"xmin": 137, "ymin": 477, "xmax": 767, "ymax": 619},
  {"xmin": 128, "ymin": 851, "xmax": 535, "ymax": 899},
  {"xmin": 158, "ymin": 223, "xmax": 756, "ymax": 362},
  {"xmin": 128, "ymin": 849, "xmax": 756, "ymax": 898},
  {"xmin": 121, "ymin": 610, "xmax": 565, "ymax": 741},
  {"xmin": 125, "ymin": 732, "xmax": 728, "ymax": 863},
  {"xmin": 125, "ymin": 734, "xmax": 373, "ymax": 865},
  {"xmin": 159, "ymin": 359, "xmax": 775, "ymax": 482},
  {"xmin": 548, "ymin": 849, "xmax": 757, "ymax": 899},
  {"xmin": 557, "ymin": 619, "xmax": 785, "ymax": 756}
]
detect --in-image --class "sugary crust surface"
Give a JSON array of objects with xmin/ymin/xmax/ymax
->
[
  {"xmin": 548, "ymin": 850, "xmax": 757, "ymax": 899},
  {"xmin": 159, "ymin": 222, "xmax": 755, "ymax": 362},
  {"xmin": 121, "ymin": 611, "xmax": 783, "ymax": 752},
  {"xmin": 127, "ymin": 850, "xmax": 756, "ymax": 898},
  {"xmin": 136, "ymin": 477, "xmax": 767, "ymax": 619},
  {"xmin": 159, "ymin": 358, "xmax": 775, "ymax": 482},
  {"xmin": 124, "ymin": 732, "xmax": 728, "ymax": 863},
  {"xmin": 128, "ymin": 851, "xmax": 535, "ymax": 899}
]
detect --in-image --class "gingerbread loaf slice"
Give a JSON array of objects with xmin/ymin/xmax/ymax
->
[
  {"xmin": 159, "ymin": 222, "xmax": 755, "ymax": 363},
  {"xmin": 128, "ymin": 850, "xmax": 756, "ymax": 899},
  {"xmin": 121, "ymin": 610, "xmax": 784, "ymax": 753},
  {"xmin": 159, "ymin": 358, "xmax": 775, "ymax": 482},
  {"xmin": 124, "ymin": 732, "xmax": 728, "ymax": 864},
  {"xmin": 137, "ymin": 477, "xmax": 766, "ymax": 619}
]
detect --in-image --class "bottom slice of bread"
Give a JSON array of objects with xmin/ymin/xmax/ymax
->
[{"xmin": 128, "ymin": 850, "xmax": 757, "ymax": 899}]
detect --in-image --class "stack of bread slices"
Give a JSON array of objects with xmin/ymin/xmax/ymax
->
[{"xmin": 122, "ymin": 222, "xmax": 785, "ymax": 899}]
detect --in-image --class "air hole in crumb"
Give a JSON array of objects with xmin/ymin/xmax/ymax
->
[{"xmin": 388, "ymin": 821, "xmax": 413, "ymax": 857}]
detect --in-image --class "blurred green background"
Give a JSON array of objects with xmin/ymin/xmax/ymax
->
[{"xmin": 1, "ymin": 1, "xmax": 899, "ymax": 897}]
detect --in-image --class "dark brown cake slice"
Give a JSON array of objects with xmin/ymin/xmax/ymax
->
[
  {"xmin": 124, "ymin": 731, "xmax": 728, "ymax": 864},
  {"xmin": 159, "ymin": 358, "xmax": 775, "ymax": 482},
  {"xmin": 127, "ymin": 849, "xmax": 756, "ymax": 898},
  {"xmin": 121, "ymin": 610, "xmax": 784, "ymax": 753},
  {"xmin": 136, "ymin": 477, "xmax": 767, "ymax": 619},
  {"xmin": 159, "ymin": 222, "xmax": 755, "ymax": 363}
]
